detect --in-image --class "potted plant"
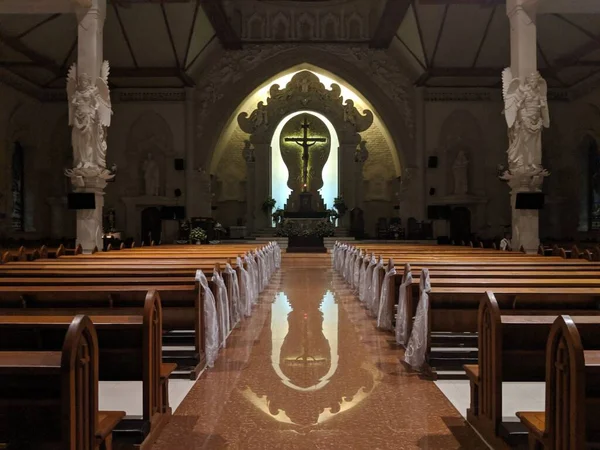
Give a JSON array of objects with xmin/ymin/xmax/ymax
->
[
  {"xmin": 333, "ymin": 196, "xmax": 347, "ymax": 217},
  {"xmin": 262, "ymin": 197, "xmax": 276, "ymax": 215},
  {"xmin": 189, "ymin": 227, "xmax": 207, "ymax": 244}
]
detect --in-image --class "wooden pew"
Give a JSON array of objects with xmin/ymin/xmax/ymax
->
[
  {"xmin": 0, "ymin": 283, "xmax": 205, "ymax": 380},
  {"xmin": 517, "ymin": 315, "xmax": 600, "ymax": 450},
  {"xmin": 0, "ymin": 291, "xmax": 170, "ymax": 448},
  {"xmin": 0, "ymin": 315, "xmax": 125, "ymax": 450},
  {"xmin": 464, "ymin": 293, "xmax": 600, "ymax": 448}
]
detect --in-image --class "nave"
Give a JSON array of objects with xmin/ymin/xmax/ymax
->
[{"xmin": 151, "ymin": 254, "xmax": 486, "ymax": 450}]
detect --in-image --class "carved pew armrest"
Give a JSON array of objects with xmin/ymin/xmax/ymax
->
[
  {"xmin": 464, "ymin": 364, "xmax": 480, "ymax": 417},
  {"xmin": 516, "ymin": 411, "xmax": 546, "ymax": 450}
]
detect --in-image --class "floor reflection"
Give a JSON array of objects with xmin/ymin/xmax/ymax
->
[
  {"xmin": 151, "ymin": 256, "xmax": 487, "ymax": 449},
  {"xmin": 240, "ymin": 268, "xmax": 377, "ymax": 426}
]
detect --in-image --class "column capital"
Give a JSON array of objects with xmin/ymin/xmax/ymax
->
[
  {"xmin": 507, "ymin": 0, "xmax": 538, "ymax": 19},
  {"xmin": 65, "ymin": 167, "xmax": 113, "ymax": 192}
]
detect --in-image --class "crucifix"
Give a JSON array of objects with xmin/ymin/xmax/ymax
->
[{"xmin": 284, "ymin": 117, "xmax": 327, "ymax": 192}]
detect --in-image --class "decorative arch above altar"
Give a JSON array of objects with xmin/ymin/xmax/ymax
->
[{"xmin": 237, "ymin": 70, "xmax": 374, "ymax": 145}]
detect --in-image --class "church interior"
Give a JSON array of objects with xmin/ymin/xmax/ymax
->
[{"xmin": 0, "ymin": 0, "xmax": 600, "ymax": 449}]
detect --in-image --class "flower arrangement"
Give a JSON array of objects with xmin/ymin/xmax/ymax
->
[
  {"xmin": 262, "ymin": 197, "xmax": 276, "ymax": 214},
  {"xmin": 189, "ymin": 227, "xmax": 207, "ymax": 244}
]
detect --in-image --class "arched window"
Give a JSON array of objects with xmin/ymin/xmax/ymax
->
[
  {"xmin": 588, "ymin": 138, "xmax": 600, "ymax": 230},
  {"xmin": 11, "ymin": 141, "xmax": 25, "ymax": 231}
]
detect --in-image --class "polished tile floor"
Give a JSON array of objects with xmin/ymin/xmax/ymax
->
[{"xmin": 150, "ymin": 254, "xmax": 488, "ymax": 449}]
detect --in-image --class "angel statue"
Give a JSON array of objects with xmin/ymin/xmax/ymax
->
[
  {"xmin": 67, "ymin": 61, "xmax": 112, "ymax": 170},
  {"xmin": 502, "ymin": 69, "xmax": 550, "ymax": 169}
]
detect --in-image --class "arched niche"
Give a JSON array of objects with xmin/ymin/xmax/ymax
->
[
  {"xmin": 237, "ymin": 71, "xmax": 373, "ymax": 229},
  {"xmin": 124, "ymin": 111, "xmax": 174, "ymax": 197},
  {"xmin": 194, "ymin": 46, "xmax": 414, "ymax": 176},
  {"xmin": 438, "ymin": 110, "xmax": 484, "ymax": 197}
]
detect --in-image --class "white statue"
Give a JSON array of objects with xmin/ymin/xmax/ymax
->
[
  {"xmin": 502, "ymin": 69, "xmax": 550, "ymax": 169},
  {"xmin": 142, "ymin": 153, "xmax": 160, "ymax": 196},
  {"xmin": 452, "ymin": 150, "xmax": 469, "ymax": 195},
  {"xmin": 66, "ymin": 61, "xmax": 112, "ymax": 170}
]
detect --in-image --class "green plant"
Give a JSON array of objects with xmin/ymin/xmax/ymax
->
[
  {"xmin": 189, "ymin": 227, "xmax": 207, "ymax": 243},
  {"xmin": 326, "ymin": 209, "xmax": 339, "ymax": 222},
  {"xmin": 272, "ymin": 208, "xmax": 285, "ymax": 224},
  {"xmin": 262, "ymin": 197, "xmax": 276, "ymax": 213}
]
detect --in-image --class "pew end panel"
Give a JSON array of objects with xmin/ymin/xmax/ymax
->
[{"xmin": 0, "ymin": 315, "xmax": 108, "ymax": 450}]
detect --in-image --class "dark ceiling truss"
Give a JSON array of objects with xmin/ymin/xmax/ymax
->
[
  {"xmin": 471, "ymin": 6, "xmax": 495, "ymax": 68},
  {"xmin": 199, "ymin": 0, "xmax": 241, "ymax": 50},
  {"xmin": 0, "ymin": 0, "xmax": 214, "ymax": 89},
  {"xmin": 370, "ymin": 0, "xmax": 412, "ymax": 49},
  {"xmin": 400, "ymin": 2, "xmax": 600, "ymax": 88}
]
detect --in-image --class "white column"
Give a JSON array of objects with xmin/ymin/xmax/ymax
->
[
  {"xmin": 503, "ymin": 0, "xmax": 549, "ymax": 253},
  {"xmin": 66, "ymin": 0, "xmax": 110, "ymax": 254}
]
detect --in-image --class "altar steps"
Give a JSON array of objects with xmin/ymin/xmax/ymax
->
[{"xmin": 253, "ymin": 235, "xmax": 356, "ymax": 251}]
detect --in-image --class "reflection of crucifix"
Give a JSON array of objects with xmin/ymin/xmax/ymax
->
[{"xmin": 284, "ymin": 117, "xmax": 327, "ymax": 191}]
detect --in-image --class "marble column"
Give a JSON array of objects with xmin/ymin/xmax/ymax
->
[
  {"xmin": 502, "ymin": 0, "xmax": 549, "ymax": 253},
  {"xmin": 66, "ymin": 0, "xmax": 112, "ymax": 253}
]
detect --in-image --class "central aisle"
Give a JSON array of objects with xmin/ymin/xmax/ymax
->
[{"xmin": 151, "ymin": 254, "xmax": 485, "ymax": 449}]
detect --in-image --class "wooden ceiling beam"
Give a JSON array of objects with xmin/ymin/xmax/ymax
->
[
  {"xmin": 199, "ymin": 0, "xmax": 241, "ymax": 50},
  {"xmin": 370, "ymin": 0, "xmax": 412, "ymax": 49},
  {"xmin": 0, "ymin": 0, "xmax": 90, "ymax": 14},
  {"xmin": 0, "ymin": 30, "xmax": 62, "ymax": 76}
]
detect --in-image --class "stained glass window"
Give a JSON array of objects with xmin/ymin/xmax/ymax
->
[
  {"xmin": 11, "ymin": 141, "xmax": 24, "ymax": 231},
  {"xmin": 589, "ymin": 140, "xmax": 600, "ymax": 230}
]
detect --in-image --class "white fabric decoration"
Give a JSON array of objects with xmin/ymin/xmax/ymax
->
[
  {"xmin": 404, "ymin": 268, "xmax": 432, "ymax": 370},
  {"xmin": 212, "ymin": 271, "xmax": 230, "ymax": 348},
  {"xmin": 196, "ymin": 270, "xmax": 220, "ymax": 368},
  {"xmin": 224, "ymin": 263, "xmax": 241, "ymax": 327},
  {"xmin": 377, "ymin": 266, "xmax": 397, "ymax": 330},
  {"xmin": 395, "ymin": 269, "xmax": 414, "ymax": 346}
]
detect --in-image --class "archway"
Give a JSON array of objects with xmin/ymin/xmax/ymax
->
[{"xmin": 235, "ymin": 71, "xmax": 373, "ymax": 231}]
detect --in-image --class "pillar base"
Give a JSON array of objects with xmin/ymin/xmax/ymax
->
[
  {"xmin": 501, "ymin": 165, "xmax": 549, "ymax": 253},
  {"xmin": 65, "ymin": 167, "xmax": 113, "ymax": 254}
]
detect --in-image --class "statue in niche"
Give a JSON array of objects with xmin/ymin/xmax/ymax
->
[
  {"xmin": 66, "ymin": 61, "xmax": 112, "ymax": 170},
  {"xmin": 452, "ymin": 150, "xmax": 469, "ymax": 195},
  {"xmin": 355, "ymin": 141, "xmax": 369, "ymax": 163},
  {"xmin": 142, "ymin": 153, "xmax": 160, "ymax": 196},
  {"xmin": 502, "ymin": 69, "xmax": 550, "ymax": 168},
  {"xmin": 242, "ymin": 140, "xmax": 255, "ymax": 163}
]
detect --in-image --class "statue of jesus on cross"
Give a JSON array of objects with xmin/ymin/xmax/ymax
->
[{"xmin": 284, "ymin": 116, "xmax": 327, "ymax": 192}]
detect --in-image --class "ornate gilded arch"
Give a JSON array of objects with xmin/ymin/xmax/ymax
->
[{"xmin": 237, "ymin": 71, "xmax": 374, "ymax": 145}]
